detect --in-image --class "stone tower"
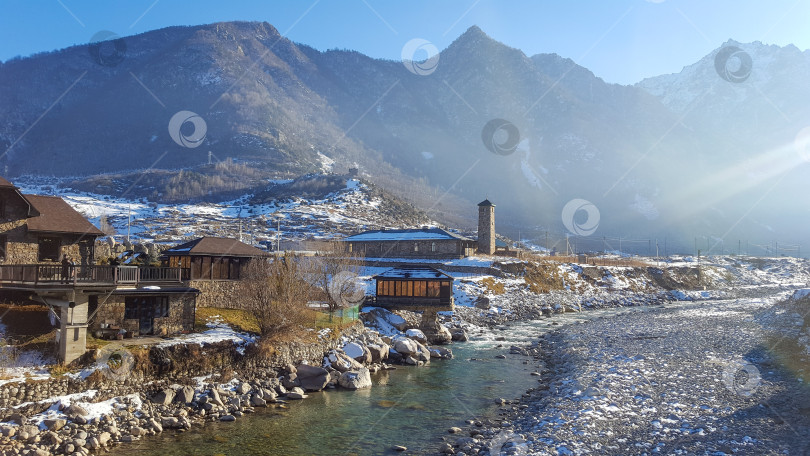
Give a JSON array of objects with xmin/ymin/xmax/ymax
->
[{"xmin": 477, "ymin": 199, "xmax": 495, "ymax": 255}]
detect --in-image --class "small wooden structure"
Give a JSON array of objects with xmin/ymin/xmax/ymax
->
[
  {"xmin": 164, "ymin": 236, "xmax": 267, "ymax": 280},
  {"xmin": 366, "ymin": 265, "xmax": 454, "ymax": 311}
]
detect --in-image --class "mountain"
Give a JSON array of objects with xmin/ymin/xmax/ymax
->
[{"xmin": 1, "ymin": 22, "xmax": 808, "ymax": 252}]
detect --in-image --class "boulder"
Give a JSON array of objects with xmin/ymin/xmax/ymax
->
[
  {"xmin": 6, "ymin": 413, "xmax": 26, "ymax": 425},
  {"xmin": 415, "ymin": 342, "xmax": 431, "ymax": 363},
  {"xmin": 367, "ymin": 343, "xmax": 389, "ymax": 364},
  {"xmin": 175, "ymin": 386, "xmax": 195, "ymax": 404},
  {"xmin": 392, "ymin": 336, "xmax": 419, "ymax": 355},
  {"xmin": 338, "ymin": 368, "xmax": 372, "ymax": 390},
  {"xmin": 405, "ymin": 329, "xmax": 427, "ymax": 344},
  {"xmin": 296, "ymin": 364, "xmax": 330, "ymax": 392},
  {"xmin": 220, "ymin": 415, "xmax": 236, "ymax": 422},
  {"xmin": 327, "ymin": 351, "xmax": 364, "ymax": 372},
  {"xmin": 62, "ymin": 404, "xmax": 90, "ymax": 419},
  {"xmin": 43, "ymin": 418, "xmax": 66, "ymax": 431},
  {"xmin": 281, "ymin": 373, "xmax": 300, "ymax": 390},
  {"xmin": 449, "ymin": 328, "xmax": 469, "ymax": 342},
  {"xmin": 343, "ymin": 342, "xmax": 367, "ymax": 362},
  {"xmin": 429, "ymin": 347, "xmax": 454, "ymax": 359},
  {"xmin": 474, "ymin": 296, "xmax": 490, "ymax": 309},
  {"xmin": 161, "ymin": 417, "xmax": 182, "ymax": 429},
  {"xmin": 250, "ymin": 395, "xmax": 267, "ymax": 407},
  {"xmin": 151, "ymin": 388, "xmax": 175, "ymax": 405},
  {"xmin": 236, "ymin": 382, "xmax": 252, "ymax": 395}
]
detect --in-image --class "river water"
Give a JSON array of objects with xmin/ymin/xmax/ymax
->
[{"xmin": 120, "ymin": 305, "xmax": 670, "ymax": 455}]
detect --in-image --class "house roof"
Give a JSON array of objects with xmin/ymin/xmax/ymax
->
[
  {"xmin": 165, "ymin": 237, "xmax": 267, "ymax": 257},
  {"xmin": 0, "ymin": 177, "xmax": 15, "ymax": 188},
  {"xmin": 373, "ymin": 265, "xmax": 454, "ymax": 280},
  {"xmin": 23, "ymin": 195, "xmax": 104, "ymax": 236},
  {"xmin": 344, "ymin": 227, "xmax": 473, "ymax": 242},
  {"xmin": 478, "ymin": 199, "xmax": 495, "ymax": 207}
]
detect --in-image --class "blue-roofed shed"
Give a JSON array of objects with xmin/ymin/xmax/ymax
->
[{"xmin": 366, "ymin": 265, "xmax": 454, "ymax": 311}]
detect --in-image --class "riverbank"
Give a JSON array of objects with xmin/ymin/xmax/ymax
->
[{"xmin": 449, "ymin": 287, "xmax": 810, "ymax": 455}]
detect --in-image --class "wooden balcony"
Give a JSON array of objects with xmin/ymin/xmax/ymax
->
[
  {"xmin": 0, "ymin": 264, "xmax": 190, "ymax": 288},
  {"xmin": 364, "ymin": 295, "xmax": 454, "ymax": 311}
]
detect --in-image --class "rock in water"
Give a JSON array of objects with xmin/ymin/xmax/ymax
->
[
  {"xmin": 296, "ymin": 364, "xmax": 330, "ymax": 392},
  {"xmin": 392, "ymin": 336, "xmax": 419, "ymax": 355},
  {"xmin": 338, "ymin": 368, "xmax": 372, "ymax": 390}
]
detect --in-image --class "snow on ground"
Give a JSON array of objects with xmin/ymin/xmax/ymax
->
[
  {"xmin": 156, "ymin": 316, "xmax": 256, "ymax": 355},
  {"xmin": 13, "ymin": 177, "xmax": 403, "ymax": 246},
  {"xmin": 0, "ymin": 349, "xmax": 54, "ymax": 387}
]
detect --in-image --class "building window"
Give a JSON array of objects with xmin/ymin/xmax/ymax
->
[
  {"xmin": 38, "ymin": 236, "xmax": 60, "ymax": 262},
  {"xmin": 348, "ymin": 243, "xmax": 353, "ymax": 253},
  {"xmin": 414, "ymin": 243, "xmax": 419, "ymax": 252},
  {"xmin": 0, "ymin": 234, "xmax": 6, "ymax": 260},
  {"xmin": 0, "ymin": 198, "xmax": 5, "ymax": 219},
  {"xmin": 431, "ymin": 242, "xmax": 436, "ymax": 253}
]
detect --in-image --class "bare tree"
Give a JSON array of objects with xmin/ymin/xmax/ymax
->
[
  {"xmin": 314, "ymin": 240, "xmax": 366, "ymax": 316},
  {"xmin": 239, "ymin": 253, "xmax": 315, "ymax": 337}
]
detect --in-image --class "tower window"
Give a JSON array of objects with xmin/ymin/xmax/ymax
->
[{"xmin": 414, "ymin": 243, "xmax": 419, "ymax": 252}]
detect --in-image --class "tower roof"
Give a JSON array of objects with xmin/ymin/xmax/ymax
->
[{"xmin": 478, "ymin": 199, "xmax": 495, "ymax": 207}]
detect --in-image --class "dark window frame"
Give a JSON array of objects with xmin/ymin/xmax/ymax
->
[{"xmin": 38, "ymin": 236, "xmax": 61, "ymax": 262}]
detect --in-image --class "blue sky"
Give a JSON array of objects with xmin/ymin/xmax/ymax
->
[{"xmin": 1, "ymin": 0, "xmax": 808, "ymax": 84}]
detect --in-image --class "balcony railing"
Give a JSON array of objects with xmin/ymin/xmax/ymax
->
[{"xmin": 0, "ymin": 264, "xmax": 190, "ymax": 287}]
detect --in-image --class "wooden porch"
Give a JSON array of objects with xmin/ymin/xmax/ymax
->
[{"xmin": 0, "ymin": 264, "xmax": 190, "ymax": 288}]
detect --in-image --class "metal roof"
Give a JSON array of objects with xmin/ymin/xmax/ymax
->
[
  {"xmin": 373, "ymin": 265, "xmax": 454, "ymax": 280},
  {"xmin": 344, "ymin": 227, "xmax": 473, "ymax": 242}
]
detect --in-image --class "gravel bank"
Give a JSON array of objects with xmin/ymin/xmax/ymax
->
[{"xmin": 449, "ymin": 290, "xmax": 810, "ymax": 455}]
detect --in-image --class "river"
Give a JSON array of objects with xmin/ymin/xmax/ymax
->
[{"xmin": 119, "ymin": 305, "xmax": 671, "ymax": 455}]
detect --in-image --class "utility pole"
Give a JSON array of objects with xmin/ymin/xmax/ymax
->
[
  {"xmin": 738, "ymin": 240, "xmax": 741, "ymax": 256},
  {"xmin": 277, "ymin": 218, "xmax": 281, "ymax": 252},
  {"xmin": 619, "ymin": 237, "xmax": 622, "ymax": 254},
  {"xmin": 655, "ymin": 240, "xmax": 659, "ymax": 266},
  {"xmin": 126, "ymin": 204, "xmax": 131, "ymax": 244},
  {"xmin": 697, "ymin": 249, "xmax": 702, "ymax": 288},
  {"xmin": 545, "ymin": 231, "xmax": 549, "ymax": 254},
  {"xmin": 694, "ymin": 237, "xmax": 697, "ymax": 256},
  {"xmin": 603, "ymin": 236, "xmax": 607, "ymax": 253}
]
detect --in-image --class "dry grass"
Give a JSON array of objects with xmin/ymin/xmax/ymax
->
[
  {"xmin": 524, "ymin": 260, "xmax": 567, "ymax": 294},
  {"xmin": 195, "ymin": 307, "xmax": 261, "ymax": 334},
  {"xmin": 480, "ymin": 277, "xmax": 506, "ymax": 295}
]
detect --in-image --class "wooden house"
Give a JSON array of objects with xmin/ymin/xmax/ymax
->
[
  {"xmin": 0, "ymin": 177, "xmax": 103, "ymax": 265},
  {"xmin": 367, "ymin": 266, "xmax": 454, "ymax": 311},
  {"xmin": 164, "ymin": 236, "xmax": 268, "ymax": 280}
]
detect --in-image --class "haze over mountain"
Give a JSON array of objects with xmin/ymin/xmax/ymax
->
[{"xmin": 1, "ymin": 21, "xmax": 808, "ymax": 253}]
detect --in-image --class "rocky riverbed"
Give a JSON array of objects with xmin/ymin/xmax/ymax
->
[{"xmin": 444, "ymin": 288, "xmax": 810, "ymax": 455}]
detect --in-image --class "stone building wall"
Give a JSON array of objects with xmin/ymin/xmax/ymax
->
[
  {"xmin": 349, "ymin": 239, "xmax": 469, "ymax": 259},
  {"xmin": 190, "ymin": 280, "xmax": 243, "ymax": 309},
  {"xmin": 477, "ymin": 205, "xmax": 495, "ymax": 254},
  {"xmin": 89, "ymin": 294, "xmax": 195, "ymax": 337}
]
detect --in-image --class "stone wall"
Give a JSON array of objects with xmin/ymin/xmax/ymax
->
[
  {"xmin": 89, "ymin": 294, "xmax": 195, "ymax": 337},
  {"xmin": 190, "ymin": 280, "xmax": 243, "ymax": 309},
  {"xmin": 351, "ymin": 239, "xmax": 467, "ymax": 259}
]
